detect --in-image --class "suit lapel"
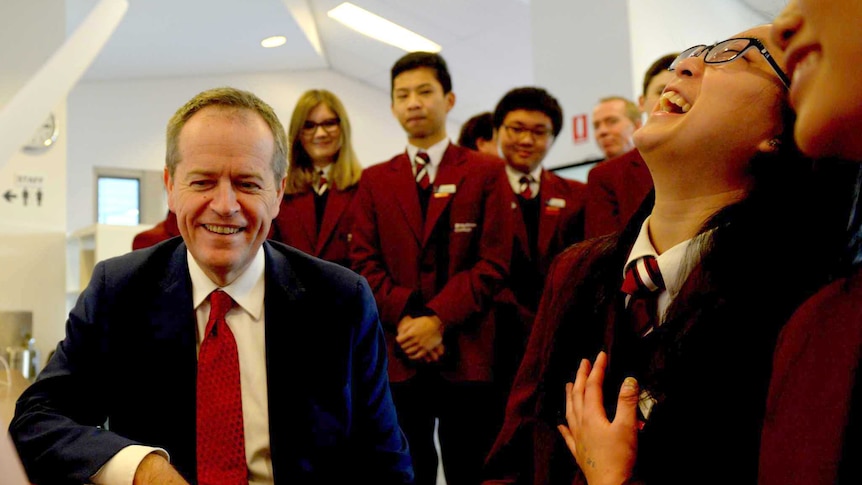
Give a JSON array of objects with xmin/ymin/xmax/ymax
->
[
  {"xmin": 423, "ymin": 145, "xmax": 463, "ymax": 245},
  {"xmin": 512, "ymin": 195, "xmax": 531, "ymax": 262},
  {"xmin": 294, "ymin": 192, "xmax": 318, "ymax": 252},
  {"xmin": 537, "ymin": 171, "xmax": 562, "ymax": 259},
  {"xmin": 152, "ymin": 244, "xmax": 198, "ymax": 459},
  {"xmin": 262, "ymin": 243, "xmax": 307, "ymax": 479},
  {"xmin": 315, "ymin": 187, "xmax": 350, "ymax": 255},
  {"xmin": 392, "ymin": 154, "xmax": 424, "ymax": 244}
]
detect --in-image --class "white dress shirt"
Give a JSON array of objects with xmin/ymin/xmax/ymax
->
[
  {"xmin": 93, "ymin": 247, "xmax": 272, "ymax": 485},
  {"xmin": 505, "ymin": 164, "xmax": 542, "ymax": 197},
  {"xmin": 623, "ymin": 216, "xmax": 705, "ymax": 324}
]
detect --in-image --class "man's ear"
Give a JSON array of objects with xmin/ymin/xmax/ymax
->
[
  {"xmin": 164, "ymin": 167, "xmax": 175, "ymax": 212},
  {"xmin": 445, "ymin": 91, "xmax": 456, "ymax": 112}
]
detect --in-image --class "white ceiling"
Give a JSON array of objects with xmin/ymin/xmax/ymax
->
[
  {"xmin": 65, "ymin": 0, "xmax": 534, "ymax": 124},
  {"xmin": 65, "ymin": 0, "xmax": 786, "ymax": 124}
]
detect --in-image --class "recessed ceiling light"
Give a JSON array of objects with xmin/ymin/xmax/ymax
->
[
  {"xmin": 260, "ymin": 36, "xmax": 287, "ymax": 48},
  {"xmin": 327, "ymin": 2, "xmax": 441, "ymax": 53}
]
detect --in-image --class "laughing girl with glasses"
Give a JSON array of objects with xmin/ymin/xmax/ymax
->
[{"xmin": 484, "ymin": 24, "xmax": 860, "ymax": 485}]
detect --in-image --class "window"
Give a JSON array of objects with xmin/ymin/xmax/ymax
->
[
  {"xmin": 97, "ymin": 176, "xmax": 140, "ymax": 225},
  {"xmin": 93, "ymin": 167, "xmax": 165, "ymax": 226}
]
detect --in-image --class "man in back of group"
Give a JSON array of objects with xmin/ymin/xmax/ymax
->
[
  {"xmin": 584, "ymin": 54, "xmax": 677, "ymax": 239},
  {"xmin": 10, "ymin": 86, "xmax": 413, "ymax": 484},
  {"xmin": 350, "ymin": 51, "xmax": 512, "ymax": 485},
  {"xmin": 490, "ymin": 86, "xmax": 586, "ymax": 397},
  {"xmin": 592, "ymin": 95, "xmax": 641, "ymax": 161}
]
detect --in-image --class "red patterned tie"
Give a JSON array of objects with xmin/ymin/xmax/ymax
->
[
  {"xmin": 519, "ymin": 175, "xmax": 534, "ymax": 199},
  {"xmin": 197, "ymin": 290, "xmax": 247, "ymax": 485},
  {"xmin": 620, "ymin": 255, "xmax": 665, "ymax": 336},
  {"xmin": 415, "ymin": 152, "xmax": 431, "ymax": 190},
  {"xmin": 316, "ymin": 169, "xmax": 329, "ymax": 196}
]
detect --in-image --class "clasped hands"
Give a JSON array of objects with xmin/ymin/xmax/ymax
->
[
  {"xmin": 557, "ymin": 351, "xmax": 640, "ymax": 485},
  {"xmin": 396, "ymin": 315, "xmax": 444, "ymax": 362}
]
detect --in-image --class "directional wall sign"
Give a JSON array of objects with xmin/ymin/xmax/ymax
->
[{"xmin": 5, "ymin": 173, "xmax": 46, "ymax": 207}]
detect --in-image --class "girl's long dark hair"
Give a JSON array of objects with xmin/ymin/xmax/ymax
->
[{"xmin": 540, "ymin": 129, "xmax": 862, "ymax": 482}]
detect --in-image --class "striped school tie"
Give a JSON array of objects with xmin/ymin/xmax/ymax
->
[{"xmin": 415, "ymin": 152, "xmax": 431, "ymax": 190}]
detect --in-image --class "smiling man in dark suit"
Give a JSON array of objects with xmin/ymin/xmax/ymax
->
[
  {"xmin": 10, "ymin": 87, "xmax": 413, "ymax": 485},
  {"xmin": 350, "ymin": 52, "xmax": 512, "ymax": 485}
]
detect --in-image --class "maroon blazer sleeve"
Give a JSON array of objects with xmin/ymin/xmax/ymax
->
[
  {"xmin": 483, "ymin": 244, "xmax": 593, "ymax": 484},
  {"xmin": 349, "ymin": 161, "xmax": 416, "ymax": 329},
  {"xmin": 584, "ymin": 150, "xmax": 651, "ymax": 240},
  {"xmin": 132, "ymin": 212, "xmax": 180, "ymax": 250},
  {"xmin": 585, "ymin": 160, "xmax": 621, "ymax": 240},
  {"xmin": 759, "ymin": 269, "xmax": 862, "ymax": 485},
  {"xmin": 426, "ymin": 158, "xmax": 513, "ymax": 328}
]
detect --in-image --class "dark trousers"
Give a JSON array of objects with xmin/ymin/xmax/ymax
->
[{"xmin": 391, "ymin": 372, "xmax": 501, "ymax": 485}]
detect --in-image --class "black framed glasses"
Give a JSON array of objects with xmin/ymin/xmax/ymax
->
[
  {"xmin": 669, "ymin": 37, "xmax": 791, "ymax": 89},
  {"xmin": 301, "ymin": 118, "xmax": 340, "ymax": 135},
  {"xmin": 502, "ymin": 124, "xmax": 553, "ymax": 140}
]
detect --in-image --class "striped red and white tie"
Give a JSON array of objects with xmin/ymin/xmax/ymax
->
[
  {"xmin": 519, "ymin": 175, "xmax": 535, "ymax": 199},
  {"xmin": 415, "ymin": 152, "xmax": 431, "ymax": 190},
  {"xmin": 620, "ymin": 255, "xmax": 665, "ymax": 336},
  {"xmin": 315, "ymin": 169, "xmax": 328, "ymax": 195}
]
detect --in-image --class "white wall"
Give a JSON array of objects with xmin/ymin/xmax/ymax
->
[
  {"xmin": 0, "ymin": 0, "xmax": 68, "ymax": 364},
  {"xmin": 628, "ymin": 0, "xmax": 776, "ymax": 101},
  {"xmin": 67, "ymin": 70, "xmax": 461, "ymax": 232},
  {"xmin": 529, "ymin": 0, "xmax": 775, "ymax": 173}
]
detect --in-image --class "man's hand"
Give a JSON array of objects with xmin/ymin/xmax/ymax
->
[
  {"xmin": 396, "ymin": 315, "xmax": 444, "ymax": 361},
  {"xmin": 557, "ymin": 351, "xmax": 639, "ymax": 485},
  {"xmin": 133, "ymin": 453, "xmax": 189, "ymax": 485}
]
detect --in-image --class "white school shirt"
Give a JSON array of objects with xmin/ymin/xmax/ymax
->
[
  {"xmin": 406, "ymin": 138, "xmax": 450, "ymax": 184},
  {"xmin": 505, "ymin": 164, "xmax": 542, "ymax": 197},
  {"xmin": 623, "ymin": 216, "xmax": 704, "ymax": 324}
]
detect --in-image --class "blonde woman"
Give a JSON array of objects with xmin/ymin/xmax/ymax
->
[{"xmin": 272, "ymin": 89, "xmax": 362, "ymax": 267}]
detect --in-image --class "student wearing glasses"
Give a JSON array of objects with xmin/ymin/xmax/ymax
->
[
  {"xmin": 490, "ymin": 87, "xmax": 586, "ymax": 406},
  {"xmin": 483, "ymin": 25, "xmax": 857, "ymax": 485},
  {"xmin": 758, "ymin": 2, "xmax": 862, "ymax": 484},
  {"xmin": 271, "ymin": 89, "xmax": 362, "ymax": 268}
]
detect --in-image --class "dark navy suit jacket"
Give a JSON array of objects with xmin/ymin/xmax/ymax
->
[{"xmin": 10, "ymin": 238, "xmax": 413, "ymax": 484}]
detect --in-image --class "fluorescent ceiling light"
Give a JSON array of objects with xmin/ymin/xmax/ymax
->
[
  {"xmin": 260, "ymin": 35, "xmax": 287, "ymax": 48},
  {"xmin": 327, "ymin": 2, "xmax": 441, "ymax": 53}
]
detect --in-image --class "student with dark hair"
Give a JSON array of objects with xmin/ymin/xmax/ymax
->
[
  {"xmin": 271, "ymin": 89, "xmax": 362, "ymax": 268},
  {"xmin": 458, "ymin": 111, "xmax": 497, "ymax": 156},
  {"xmin": 491, "ymin": 86, "xmax": 586, "ymax": 404},
  {"xmin": 351, "ymin": 51, "xmax": 512, "ymax": 485},
  {"xmin": 484, "ymin": 25, "xmax": 858, "ymax": 484},
  {"xmin": 584, "ymin": 53, "xmax": 678, "ymax": 240},
  {"xmin": 638, "ymin": 53, "xmax": 679, "ymax": 115},
  {"xmin": 758, "ymin": 3, "xmax": 862, "ymax": 484}
]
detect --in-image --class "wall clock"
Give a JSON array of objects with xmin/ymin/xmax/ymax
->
[{"xmin": 22, "ymin": 112, "xmax": 59, "ymax": 153}]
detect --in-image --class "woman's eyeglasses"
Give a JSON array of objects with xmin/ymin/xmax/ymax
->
[
  {"xmin": 301, "ymin": 118, "xmax": 340, "ymax": 135},
  {"xmin": 669, "ymin": 37, "xmax": 791, "ymax": 89}
]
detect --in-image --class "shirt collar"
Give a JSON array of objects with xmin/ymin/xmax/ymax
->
[
  {"xmin": 624, "ymin": 216, "xmax": 702, "ymax": 301},
  {"xmin": 406, "ymin": 138, "xmax": 450, "ymax": 168},
  {"xmin": 315, "ymin": 163, "xmax": 332, "ymax": 178},
  {"xmin": 189, "ymin": 245, "xmax": 266, "ymax": 320},
  {"xmin": 505, "ymin": 164, "xmax": 543, "ymax": 194}
]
